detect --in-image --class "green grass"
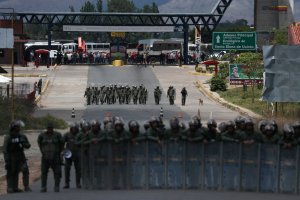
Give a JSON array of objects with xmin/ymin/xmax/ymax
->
[
  {"xmin": 218, "ymin": 86, "xmax": 300, "ymax": 119},
  {"xmin": 0, "ymin": 98, "xmax": 68, "ymax": 135}
]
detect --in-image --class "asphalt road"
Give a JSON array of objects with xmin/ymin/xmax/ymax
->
[{"xmin": 2, "ymin": 64, "xmax": 298, "ymax": 199}]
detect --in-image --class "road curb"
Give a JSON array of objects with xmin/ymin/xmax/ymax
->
[
  {"xmin": 2, "ymin": 74, "xmax": 47, "ymax": 78},
  {"xmin": 188, "ymin": 71, "xmax": 213, "ymax": 76},
  {"xmin": 34, "ymin": 80, "xmax": 50, "ymax": 104},
  {"xmin": 195, "ymin": 81, "xmax": 262, "ymax": 119}
]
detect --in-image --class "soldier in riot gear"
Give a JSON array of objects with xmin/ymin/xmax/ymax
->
[
  {"xmin": 3, "ymin": 120, "xmax": 31, "ymax": 193},
  {"xmin": 240, "ymin": 118, "xmax": 262, "ymax": 144},
  {"xmin": 132, "ymin": 86, "xmax": 139, "ymax": 105},
  {"xmin": 85, "ymin": 120, "xmax": 105, "ymax": 144},
  {"xmin": 167, "ymin": 86, "xmax": 176, "ymax": 105},
  {"xmin": 165, "ymin": 117, "xmax": 185, "ymax": 140},
  {"xmin": 203, "ymin": 119, "xmax": 220, "ymax": 143},
  {"xmin": 146, "ymin": 116, "xmax": 163, "ymax": 142},
  {"xmin": 38, "ymin": 123, "xmax": 64, "ymax": 192},
  {"xmin": 279, "ymin": 124, "xmax": 296, "ymax": 149},
  {"xmin": 154, "ymin": 86, "xmax": 162, "ymax": 105},
  {"xmin": 181, "ymin": 87, "xmax": 188, "ymax": 106},
  {"xmin": 63, "ymin": 123, "xmax": 81, "ymax": 189},
  {"xmin": 234, "ymin": 116, "xmax": 246, "ymax": 134},
  {"xmin": 111, "ymin": 119, "xmax": 130, "ymax": 142},
  {"xmin": 128, "ymin": 121, "xmax": 143, "ymax": 143},
  {"xmin": 183, "ymin": 119, "xmax": 204, "ymax": 142},
  {"xmin": 218, "ymin": 122, "xmax": 227, "ymax": 134},
  {"xmin": 261, "ymin": 123, "xmax": 280, "ymax": 144},
  {"xmin": 221, "ymin": 121, "xmax": 241, "ymax": 143}
]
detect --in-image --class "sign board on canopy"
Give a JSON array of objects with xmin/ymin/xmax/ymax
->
[{"xmin": 0, "ymin": 28, "xmax": 14, "ymax": 49}]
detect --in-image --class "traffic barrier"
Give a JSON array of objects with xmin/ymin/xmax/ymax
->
[{"xmin": 83, "ymin": 141, "xmax": 300, "ymax": 194}]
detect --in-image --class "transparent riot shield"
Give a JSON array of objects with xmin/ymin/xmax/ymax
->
[
  {"xmin": 128, "ymin": 140, "xmax": 147, "ymax": 189},
  {"xmin": 166, "ymin": 139, "xmax": 185, "ymax": 189},
  {"xmin": 148, "ymin": 140, "xmax": 165, "ymax": 189},
  {"xmin": 279, "ymin": 146, "xmax": 297, "ymax": 193},
  {"xmin": 240, "ymin": 143, "xmax": 259, "ymax": 191},
  {"xmin": 81, "ymin": 145, "xmax": 90, "ymax": 189},
  {"xmin": 260, "ymin": 144, "xmax": 279, "ymax": 192},
  {"xmin": 111, "ymin": 140, "xmax": 129, "ymax": 189},
  {"xmin": 89, "ymin": 141, "xmax": 111, "ymax": 189},
  {"xmin": 222, "ymin": 142, "xmax": 240, "ymax": 191},
  {"xmin": 185, "ymin": 141, "xmax": 203, "ymax": 189},
  {"xmin": 204, "ymin": 142, "xmax": 221, "ymax": 190}
]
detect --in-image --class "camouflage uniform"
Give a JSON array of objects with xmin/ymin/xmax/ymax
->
[
  {"xmin": 37, "ymin": 124, "xmax": 64, "ymax": 192},
  {"xmin": 63, "ymin": 124, "xmax": 81, "ymax": 189}
]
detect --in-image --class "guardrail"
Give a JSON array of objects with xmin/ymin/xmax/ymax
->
[{"xmin": 81, "ymin": 140, "xmax": 300, "ymax": 194}]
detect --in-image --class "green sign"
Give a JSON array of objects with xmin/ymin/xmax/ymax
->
[
  {"xmin": 213, "ymin": 32, "xmax": 256, "ymax": 51},
  {"xmin": 229, "ymin": 64, "xmax": 263, "ymax": 85}
]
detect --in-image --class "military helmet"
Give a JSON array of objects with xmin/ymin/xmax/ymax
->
[
  {"xmin": 258, "ymin": 120, "xmax": 268, "ymax": 131},
  {"xmin": 90, "ymin": 120, "xmax": 101, "ymax": 127},
  {"xmin": 149, "ymin": 116, "xmax": 159, "ymax": 123},
  {"xmin": 10, "ymin": 120, "xmax": 25, "ymax": 129},
  {"xmin": 188, "ymin": 119, "xmax": 198, "ymax": 127},
  {"xmin": 191, "ymin": 115, "xmax": 202, "ymax": 126},
  {"xmin": 218, "ymin": 122, "xmax": 227, "ymax": 133},
  {"xmin": 103, "ymin": 116, "xmax": 112, "ymax": 125},
  {"xmin": 207, "ymin": 119, "xmax": 217, "ymax": 127},
  {"xmin": 268, "ymin": 119, "xmax": 278, "ymax": 133},
  {"xmin": 264, "ymin": 124, "xmax": 275, "ymax": 132},
  {"xmin": 128, "ymin": 120, "xmax": 140, "ymax": 128},
  {"xmin": 244, "ymin": 118, "xmax": 254, "ymax": 125},
  {"xmin": 143, "ymin": 120, "xmax": 150, "ymax": 130},
  {"xmin": 283, "ymin": 123, "xmax": 294, "ymax": 135},
  {"xmin": 170, "ymin": 117, "xmax": 180, "ymax": 128},
  {"xmin": 70, "ymin": 122, "xmax": 79, "ymax": 129},
  {"xmin": 226, "ymin": 120, "xmax": 235, "ymax": 128},
  {"xmin": 114, "ymin": 119, "xmax": 124, "ymax": 126},
  {"xmin": 293, "ymin": 121, "xmax": 300, "ymax": 128},
  {"xmin": 234, "ymin": 116, "xmax": 245, "ymax": 124}
]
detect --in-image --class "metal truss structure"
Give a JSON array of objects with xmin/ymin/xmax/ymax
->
[{"xmin": 0, "ymin": 0, "xmax": 232, "ymax": 64}]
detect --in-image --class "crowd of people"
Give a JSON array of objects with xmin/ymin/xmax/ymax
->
[
  {"xmin": 54, "ymin": 51, "xmax": 110, "ymax": 65},
  {"xmin": 84, "ymin": 85, "xmax": 188, "ymax": 106},
  {"xmin": 3, "ymin": 115, "xmax": 300, "ymax": 193}
]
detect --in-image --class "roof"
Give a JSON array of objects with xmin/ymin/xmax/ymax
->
[{"xmin": 289, "ymin": 22, "xmax": 300, "ymax": 45}]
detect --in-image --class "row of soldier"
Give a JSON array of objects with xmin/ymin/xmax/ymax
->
[
  {"xmin": 84, "ymin": 85, "xmax": 187, "ymax": 106},
  {"xmin": 4, "ymin": 116, "xmax": 300, "ymax": 193}
]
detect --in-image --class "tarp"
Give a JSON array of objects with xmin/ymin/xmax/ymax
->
[
  {"xmin": 262, "ymin": 45, "xmax": 300, "ymax": 102},
  {"xmin": 0, "ymin": 75, "xmax": 11, "ymax": 83}
]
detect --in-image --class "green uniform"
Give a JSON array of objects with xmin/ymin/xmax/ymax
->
[
  {"xmin": 164, "ymin": 129, "xmax": 185, "ymax": 141},
  {"xmin": 261, "ymin": 134, "xmax": 280, "ymax": 144},
  {"xmin": 240, "ymin": 131, "xmax": 263, "ymax": 143},
  {"xmin": 221, "ymin": 131, "xmax": 241, "ymax": 142},
  {"xmin": 63, "ymin": 131, "xmax": 81, "ymax": 188},
  {"xmin": 3, "ymin": 131, "xmax": 31, "ymax": 193},
  {"xmin": 145, "ymin": 127, "xmax": 163, "ymax": 142},
  {"xmin": 37, "ymin": 131, "xmax": 64, "ymax": 192},
  {"xmin": 183, "ymin": 128, "xmax": 204, "ymax": 142},
  {"xmin": 110, "ymin": 130, "xmax": 130, "ymax": 143}
]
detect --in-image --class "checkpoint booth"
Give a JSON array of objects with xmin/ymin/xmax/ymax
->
[
  {"xmin": 35, "ymin": 49, "xmax": 49, "ymax": 68},
  {"xmin": 202, "ymin": 60, "xmax": 219, "ymax": 75}
]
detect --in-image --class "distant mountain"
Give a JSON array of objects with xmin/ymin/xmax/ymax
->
[{"xmin": 0, "ymin": 0, "xmax": 299, "ymax": 24}]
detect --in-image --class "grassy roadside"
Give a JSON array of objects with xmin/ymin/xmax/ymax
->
[
  {"xmin": 218, "ymin": 86, "xmax": 300, "ymax": 119},
  {"xmin": 0, "ymin": 98, "xmax": 68, "ymax": 135}
]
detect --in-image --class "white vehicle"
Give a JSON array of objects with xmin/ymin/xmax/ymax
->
[
  {"xmin": 62, "ymin": 43, "xmax": 78, "ymax": 53},
  {"xmin": 85, "ymin": 42, "xmax": 110, "ymax": 54}
]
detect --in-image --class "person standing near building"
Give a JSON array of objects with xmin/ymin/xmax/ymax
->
[
  {"xmin": 37, "ymin": 123, "xmax": 64, "ymax": 193},
  {"xmin": 3, "ymin": 120, "xmax": 31, "ymax": 193}
]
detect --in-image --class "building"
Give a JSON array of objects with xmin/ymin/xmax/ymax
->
[
  {"xmin": 0, "ymin": 20, "xmax": 28, "ymax": 66},
  {"xmin": 255, "ymin": 0, "xmax": 295, "ymax": 46},
  {"xmin": 289, "ymin": 22, "xmax": 300, "ymax": 45}
]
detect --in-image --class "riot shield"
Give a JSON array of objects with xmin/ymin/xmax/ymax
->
[
  {"xmin": 166, "ymin": 139, "xmax": 185, "ymax": 189},
  {"xmin": 111, "ymin": 140, "xmax": 129, "ymax": 189},
  {"xmin": 185, "ymin": 141, "xmax": 203, "ymax": 189},
  {"xmin": 81, "ymin": 145, "xmax": 90, "ymax": 189},
  {"xmin": 279, "ymin": 146, "xmax": 297, "ymax": 193},
  {"xmin": 241, "ymin": 143, "xmax": 259, "ymax": 191},
  {"xmin": 89, "ymin": 141, "xmax": 111, "ymax": 189},
  {"xmin": 128, "ymin": 140, "xmax": 147, "ymax": 189},
  {"xmin": 260, "ymin": 144, "xmax": 279, "ymax": 192},
  {"xmin": 204, "ymin": 142, "xmax": 221, "ymax": 190},
  {"xmin": 148, "ymin": 140, "xmax": 165, "ymax": 189},
  {"xmin": 222, "ymin": 142, "xmax": 240, "ymax": 191}
]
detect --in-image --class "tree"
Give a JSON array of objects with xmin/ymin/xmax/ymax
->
[
  {"xmin": 107, "ymin": 0, "xmax": 136, "ymax": 12},
  {"xmin": 151, "ymin": 2, "xmax": 159, "ymax": 13},
  {"xmin": 271, "ymin": 28, "xmax": 288, "ymax": 45},
  {"xmin": 96, "ymin": 0, "xmax": 103, "ymax": 12},
  {"xmin": 80, "ymin": 1, "xmax": 96, "ymax": 12},
  {"xmin": 234, "ymin": 52, "xmax": 263, "ymax": 103}
]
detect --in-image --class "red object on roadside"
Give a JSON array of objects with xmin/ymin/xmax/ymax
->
[{"xmin": 202, "ymin": 60, "xmax": 219, "ymax": 75}]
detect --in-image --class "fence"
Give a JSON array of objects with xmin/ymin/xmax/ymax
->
[
  {"xmin": 81, "ymin": 140, "xmax": 300, "ymax": 194},
  {"xmin": 0, "ymin": 83, "xmax": 31, "ymax": 99}
]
